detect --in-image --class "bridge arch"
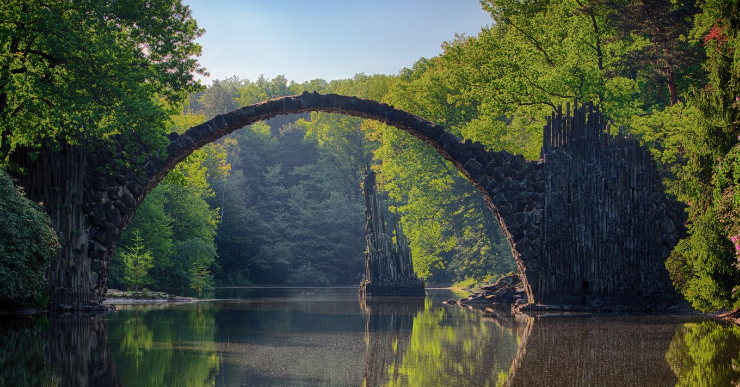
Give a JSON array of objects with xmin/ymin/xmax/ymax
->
[
  {"xmin": 15, "ymin": 93, "xmax": 682, "ymax": 310},
  {"xmin": 106, "ymin": 92, "xmax": 534, "ymax": 291}
]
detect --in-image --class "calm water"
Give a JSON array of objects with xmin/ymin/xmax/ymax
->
[{"xmin": 0, "ymin": 288, "xmax": 737, "ymax": 386}]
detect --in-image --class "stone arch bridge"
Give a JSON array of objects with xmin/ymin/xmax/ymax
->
[{"xmin": 13, "ymin": 93, "xmax": 683, "ymax": 310}]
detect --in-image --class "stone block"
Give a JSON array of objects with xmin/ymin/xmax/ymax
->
[
  {"xmin": 95, "ymin": 231, "xmax": 113, "ymax": 246},
  {"xmin": 498, "ymin": 204, "xmax": 513, "ymax": 217},
  {"xmin": 103, "ymin": 221, "xmax": 118, "ymax": 236},
  {"xmin": 222, "ymin": 112, "xmax": 238, "ymax": 127},
  {"xmin": 126, "ymin": 181, "xmax": 143, "ymax": 197},
  {"xmin": 120, "ymin": 191, "xmax": 136, "ymax": 208},
  {"xmin": 659, "ymin": 217, "xmax": 676, "ymax": 234},
  {"xmin": 84, "ymin": 189, "xmax": 102, "ymax": 203},
  {"xmin": 106, "ymin": 208, "xmax": 122, "ymax": 227},
  {"xmin": 108, "ymin": 188, "xmax": 120, "ymax": 201},
  {"xmin": 88, "ymin": 213, "xmax": 102, "ymax": 227},
  {"xmin": 166, "ymin": 141, "xmax": 182, "ymax": 157},
  {"xmin": 463, "ymin": 159, "xmax": 483, "ymax": 176},
  {"xmin": 93, "ymin": 177, "xmax": 106, "ymax": 191},
  {"xmin": 178, "ymin": 134, "xmax": 194, "ymax": 149}
]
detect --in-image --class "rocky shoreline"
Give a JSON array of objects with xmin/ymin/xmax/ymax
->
[
  {"xmin": 443, "ymin": 274, "xmax": 528, "ymax": 310},
  {"xmin": 444, "ymin": 274, "xmax": 712, "ymax": 317},
  {"xmin": 102, "ymin": 289, "xmax": 198, "ymax": 305}
]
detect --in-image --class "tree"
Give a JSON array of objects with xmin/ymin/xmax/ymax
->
[
  {"xmin": 121, "ymin": 232, "xmax": 154, "ymax": 292},
  {"xmin": 0, "ymin": 168, "xmax": 59, "ymax": 305},
  {"xmin": 189, "ymin": 263, "xmax": 212, "ymax": 296},
  {"xmin": 667, "ymin": 0, "xmax": 740, "ymax": 311},
  {"xmin": 0, "ymin": 0, "xmax": 205, "ymax": 161}
]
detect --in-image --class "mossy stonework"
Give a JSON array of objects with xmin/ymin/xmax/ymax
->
[{"xmin": 12, "ymin": 94, "xmax": 683, "ymax": 310}]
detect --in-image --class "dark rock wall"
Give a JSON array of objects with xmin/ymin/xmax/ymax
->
[
  {"xmin": 11, "ymin": 143, "xmax": 92, "ymax": 310},
  {"xmin": 533, "ymin": 104, "xmax": 682, "ymax": 307}
]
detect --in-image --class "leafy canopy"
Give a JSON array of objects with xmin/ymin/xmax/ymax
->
[{"xmin": 0, "ymin": 0, "xmax": 205, "ymax": 159}]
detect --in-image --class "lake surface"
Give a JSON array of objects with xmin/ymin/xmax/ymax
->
[{"xmin": 0, "ymin": 288, "xmax": 738, "ymax": 386}]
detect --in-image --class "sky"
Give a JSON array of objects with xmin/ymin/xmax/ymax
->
[{"xmin": 183, "ymin": 0, "xmax": 493, "ymax": 85}]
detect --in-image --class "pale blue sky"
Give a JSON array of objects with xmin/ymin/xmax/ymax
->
[{"xmin": 184, "ymin": 0, "xmax": 492, "ymax": 84}]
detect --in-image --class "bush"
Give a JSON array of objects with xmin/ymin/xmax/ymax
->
[{"xmin": 0, "ymin": 169, "xmax": 59, "ymax": 305}]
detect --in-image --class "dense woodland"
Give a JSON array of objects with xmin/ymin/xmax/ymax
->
[{"xmin": 1, "ymin": 0, "xmax": 739, "ymax": 311}]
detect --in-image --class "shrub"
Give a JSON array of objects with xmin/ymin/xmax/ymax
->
[{"xmin": 0, "ymin": 169, "xmax": 59, "ymax": 305}]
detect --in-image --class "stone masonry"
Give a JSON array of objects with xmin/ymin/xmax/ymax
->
[{"xmin": 13, "ymin": 93, "xmax": 684, "ymax": 310}]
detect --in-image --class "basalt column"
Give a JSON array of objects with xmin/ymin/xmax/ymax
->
[
  {"xmin": 359, "ymin": 168, "xmax": 425, "ymax": 297},
  {"xmin": 529, "ymin": 104, "xmax": 683, "ymax": 308},
  {"xmin": 11, "ymin": 143, "xmax": 96, "ymax": 311}
]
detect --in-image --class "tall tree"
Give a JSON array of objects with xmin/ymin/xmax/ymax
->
[
  {"xmin": 120, "ymin": 232, "xmax": 154, "ymax": 292},
  {"xmin": 667, "ymin": 0, "xmax": 740, "ymax": 311},
  {"xmin": 0, "ymin": 0, "xmax": 205, "ymax": 161}
]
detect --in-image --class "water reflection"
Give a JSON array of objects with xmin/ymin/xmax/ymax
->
[
  {"xmin": 362, "ymin": 298, "xmax": 522, "ymax": 387},
  {"xmin": 107, "ymin": 303, "xmax": 219, "ymax": 387},
  {"xmin": 504, "ymin": 315, "xmax": 704, "ymax": 387},
  {"xmin": 2, "ymin": 289, "xmax": 740, "ymax": 386},
  {"xmin": 0, "ymin": 314, "xmax": 120, "ymax": 387},
  {"xmin": 666, "ymin": 321, "xmax": 740, "ymax": 386},
  {"xmin": 361, "ymin": 298, "xmax": 424, "ymax": 387}
]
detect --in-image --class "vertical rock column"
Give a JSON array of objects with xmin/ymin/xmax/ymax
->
[
  {"xmin": 535, "ymin": 104, "xmax": 680, "ymax": 308},
  {"xmin": 359, "ymin": 168, "xmax": 425, "ymax": 297},
  {"xmin": 12, "ymin": 142, "xmax": 93, "ymax": 310}
]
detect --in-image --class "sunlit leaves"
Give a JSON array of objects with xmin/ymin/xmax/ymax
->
[{"xmin": 0, "ymin": 0, "xmax": 205, "ymax": 159}]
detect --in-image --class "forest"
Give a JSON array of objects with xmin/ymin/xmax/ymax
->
[{"xmin": 0, "ymin": 0, "xmax": 739, "ymax": 312}]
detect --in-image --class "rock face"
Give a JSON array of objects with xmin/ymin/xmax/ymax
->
[
  {"xmin": 530, "ymin": 104, "xmax": 683, "ymax": 308},
  {"xmin": 12, "ymin": 94, "xmax": 683, "ymax": 310},
  {"xmin": 359, "ymin": 168, "xmax": 425, "ymax": 297}
]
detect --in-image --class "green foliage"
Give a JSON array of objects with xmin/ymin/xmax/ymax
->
[
  {"xmin": 0, "ymin": 0, "xmax": 205, "ymax": 160},
  {"xmin": 632, "ymin": 0, "xmax": 740, "ymax": 311},
  {"xmin": 110, "ymin": 186, "xmax": 173, "ymax": 289},
  {"xmin": 120, "ymin": 232, "xmax": 154, "ymax": 292},
  {"xmin": 0, "ymin": 169, "xmax": 58, "ymax": 305}
]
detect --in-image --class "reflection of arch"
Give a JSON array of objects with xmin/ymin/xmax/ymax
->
[
  {"xmin": 14, "ymin": 94, "xmax": 683, "ymax": 310},
  {"xmin": 504, "ymin": 316, "xmax": 684, "ymax": 386}
]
